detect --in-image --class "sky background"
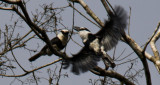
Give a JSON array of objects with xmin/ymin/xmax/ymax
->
[{"xmin": 0, "ymin": 0, "xmax": 160, "ymax": 85}]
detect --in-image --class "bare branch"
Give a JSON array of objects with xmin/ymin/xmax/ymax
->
[
  {"xmin": 32, "ymin": 72, "xmax": 38, "ymax": 85},
  {"xmin": 0, "ymin": 30, "xmax": 33, "ymax": 55},
  {"xmin": 142, "ymin": 22, "xmax": 160, "ymax": 54},
  {"xmin": 150, "ymin": 22, "xmax": 160, "ymax": 73},
  {"xmin": 0, "ymin": 0, "xmax": 21, "ymax": 4},
  {"xmin": 128, "ymin": 7, "xmax": 131, "ymax": 35},
  {"xmin": 77, "ymin": 0, "xmax": 104, "ymax": 27},
  {"xmin": 69, "ymin": 3, "xmax": 101, "ymax": 28},
  {"xmin": 123, "ymin": 34, "xmax": 152, "ymax": 85},
  {"xmin": 123, "ymin": 34, "xmax": 156, "ymax": 64},
  {"xmin": 0, "ymin": 58, "xmax": 62, "ymax": 77},
  {"xmin": 56, "ymin": 62, "xmax": 63, "ymax": 85},
  {"xmin": 12, "ymin": 1, "xmax": 71, "ymax": 60},
  {"xmin": 101, "ymin": 0, "xmax": 112, "ymax": 15},
  {"xmin": 10, "ymin": 44, "xmax": 27, "ymax": 72},
  {"xmin": 0, "ymin": 7, "xmax": 13, "ymax": 10},
  {"xmin": 91, "ymin": 66, "xmax": 135, "ymax": 85}
]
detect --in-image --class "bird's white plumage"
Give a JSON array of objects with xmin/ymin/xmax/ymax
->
[
  {"xmin": 78, "ymin": 30, "xmax": 91, "ymax": 43},
  {"xmin": 57, "ymin": 30, "xmax": 69, "ymax": 46},
  {"xmin": 89, "ymin": 38, "xmax": 100, "ymax": 53}
]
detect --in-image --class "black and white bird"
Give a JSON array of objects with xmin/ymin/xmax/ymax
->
[
  {"xmin": 63, "ymin": 6, "xmax": 128, "ymax": 74},
  {"xmin": 63, "ymin": 44, "xmax": 101, "ymax": 75},
  {"xmin": 29, "ymin": 29, "xmax": 69, "ymax": 62}
]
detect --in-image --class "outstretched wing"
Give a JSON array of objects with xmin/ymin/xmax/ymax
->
[
  {"xmin": 96, "ymin": 6, "xmax": 128, "ymax": 51},
  {"xmin": 63, "ymin": 46, "xmax": 101, "ymax": 75}
]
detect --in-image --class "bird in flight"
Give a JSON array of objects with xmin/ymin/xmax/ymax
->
[{"xmin": 63, "ymin": 6, "xmax": 128, "ymax": 75}]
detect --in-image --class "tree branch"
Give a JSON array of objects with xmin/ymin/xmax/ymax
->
[
  {"xmin": 0, "ymin": 0, "xmax": 21, "ymax": 4},
  {"xmin": 0, "ymin": 58, "xmax": 62, "ymax": 77},
  {"xmin": 91, "ymin": 66, "xmax": 135, "ymax": 85},
  {"xmin": 77, "ymin": 0, "xmax": 104, "ymax": 27},
  {"xmin": 69, "ymin": 3, "xmax": 101, "ymax": 28},
  {"xmin": 123, "ymin": 34, "xmax": 152, "ymax": 85},
  {"xmin": 150, "ymin": 22, "xmax": 160, "ymax": 73}
]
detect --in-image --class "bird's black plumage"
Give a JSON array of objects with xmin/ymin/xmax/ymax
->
[
  {"xmin": 96, "ymin": 5, "xmax": 128, "ymax": 51},
  {"xmin": 29, "ymin": 30, "xmax": 69, "ymax": 62},
  {"xmin": 63, "ymin": 46, "xmax": 101, "ymax": 75},
  {"xmin": 40, "ymin": 37, "xmax": 65, "ymax": 53},
  {"xmin": 29, "ymin": 37, "xmax": 63, "ymax": 62}
]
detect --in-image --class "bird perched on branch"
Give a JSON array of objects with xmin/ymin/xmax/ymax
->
[
  {"xmin": 29, "ymin": 29, "xmax": 69, "ymax": 62},
  {"xmin": 63, "ymin": 6, "xmax": 128, "ymax": 75}
]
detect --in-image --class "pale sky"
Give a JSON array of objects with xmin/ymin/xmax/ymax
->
[{"xmin": 0, "ymin": 0, "xmax": 160, "ymax": 85}]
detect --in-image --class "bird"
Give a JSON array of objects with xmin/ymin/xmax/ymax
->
[
  {"xmin": 63, "ymin": 6, "xmax": 128, "ymax": 75},
  {"xmin": 29, "ymin": 29, "xmax": 69, "ymax": 62},
  {"xmin": 63, "ymin": 45, "xmax": 101, "ymax": 75}
]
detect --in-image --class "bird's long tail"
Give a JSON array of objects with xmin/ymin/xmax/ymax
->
[{"xmin": 29, "ymin": 52, "xmax": 44, "ymax": 62}]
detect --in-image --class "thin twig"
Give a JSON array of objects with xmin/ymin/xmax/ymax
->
[
  {"xmin": 128, "ymin": 7, "xmax": 131, "ymax": 36},
  {"xmin": 77, "ymin": 0, "xmax": 104, "ymax": 27},
  {"xmin": 9, "ymin": 44, "xmax": 27, "ymax": 72},
  {"xmin": 56, "ymin": 61, "xmax": 63, "ymax": 85},
  {"xmin": 142, "ymin": 22, "xmax": 160, "ymax": 53},
  {"xmin": 33, "ymin": 72, "xmax": 38, "ymax": 85},
  {"xmin": 0, "ymin": 58, "xmax": 62, "ymax": 77},
  {"xmin": 0, "ymin": 7, "xmax": 13, "ymax": 10},
  {"xmin": 123, "ymin": 34, "xmax": 152, "ymax": 85},
  {"xmin": 69, "ymin": 3, "xmax": 101, "ymax": 28},
  {"xmin": 91, "ymin": 66, "xmax": 135, "ymax": 85}
]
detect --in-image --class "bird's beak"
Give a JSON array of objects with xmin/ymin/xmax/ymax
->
[{"xmin": 73, "ymin": 26, "xmax": 81, "ymax": 31}]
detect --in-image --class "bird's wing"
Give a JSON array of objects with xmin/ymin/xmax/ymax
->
[
  {"xmin": 95, "ymin": 6, "xmax": 128, "ymax": 51},
  {"xmin": 28, "ymin": 37, "xmax": 61, "ymax": 62},
  {"xmin": 84, "ymin": 33, "xmax": 97, "ymax": 46},
  {"xmin": 63, "ymin": 46, "xmax": 101, "ymax": 75},
  {"xmin": 40, "ymin": 37, "xmax": 63, "ymax": 52},
  {"xmin": 51, "ymin": 37, "xmax": 65, "ymax": 50}
]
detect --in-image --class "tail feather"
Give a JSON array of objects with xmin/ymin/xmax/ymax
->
[{"xmin": 29, "ymin": 52, "xmax": 44, "ymax": 62}]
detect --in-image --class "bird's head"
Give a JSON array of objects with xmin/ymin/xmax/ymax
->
[
  {"xmin": 73, "ymin": 26, "xmax": 91, "ymax": 43},
  {"xmin": 73, "ymin": 26, "xmax": 90, "ymax": 32},
  {"xmin": 61, "ymin": 29, "xmax": 69, "ymax": 35},
  {"xmin": 57, "ymin": 29, "xmax": 69, "ymax": 44}
]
